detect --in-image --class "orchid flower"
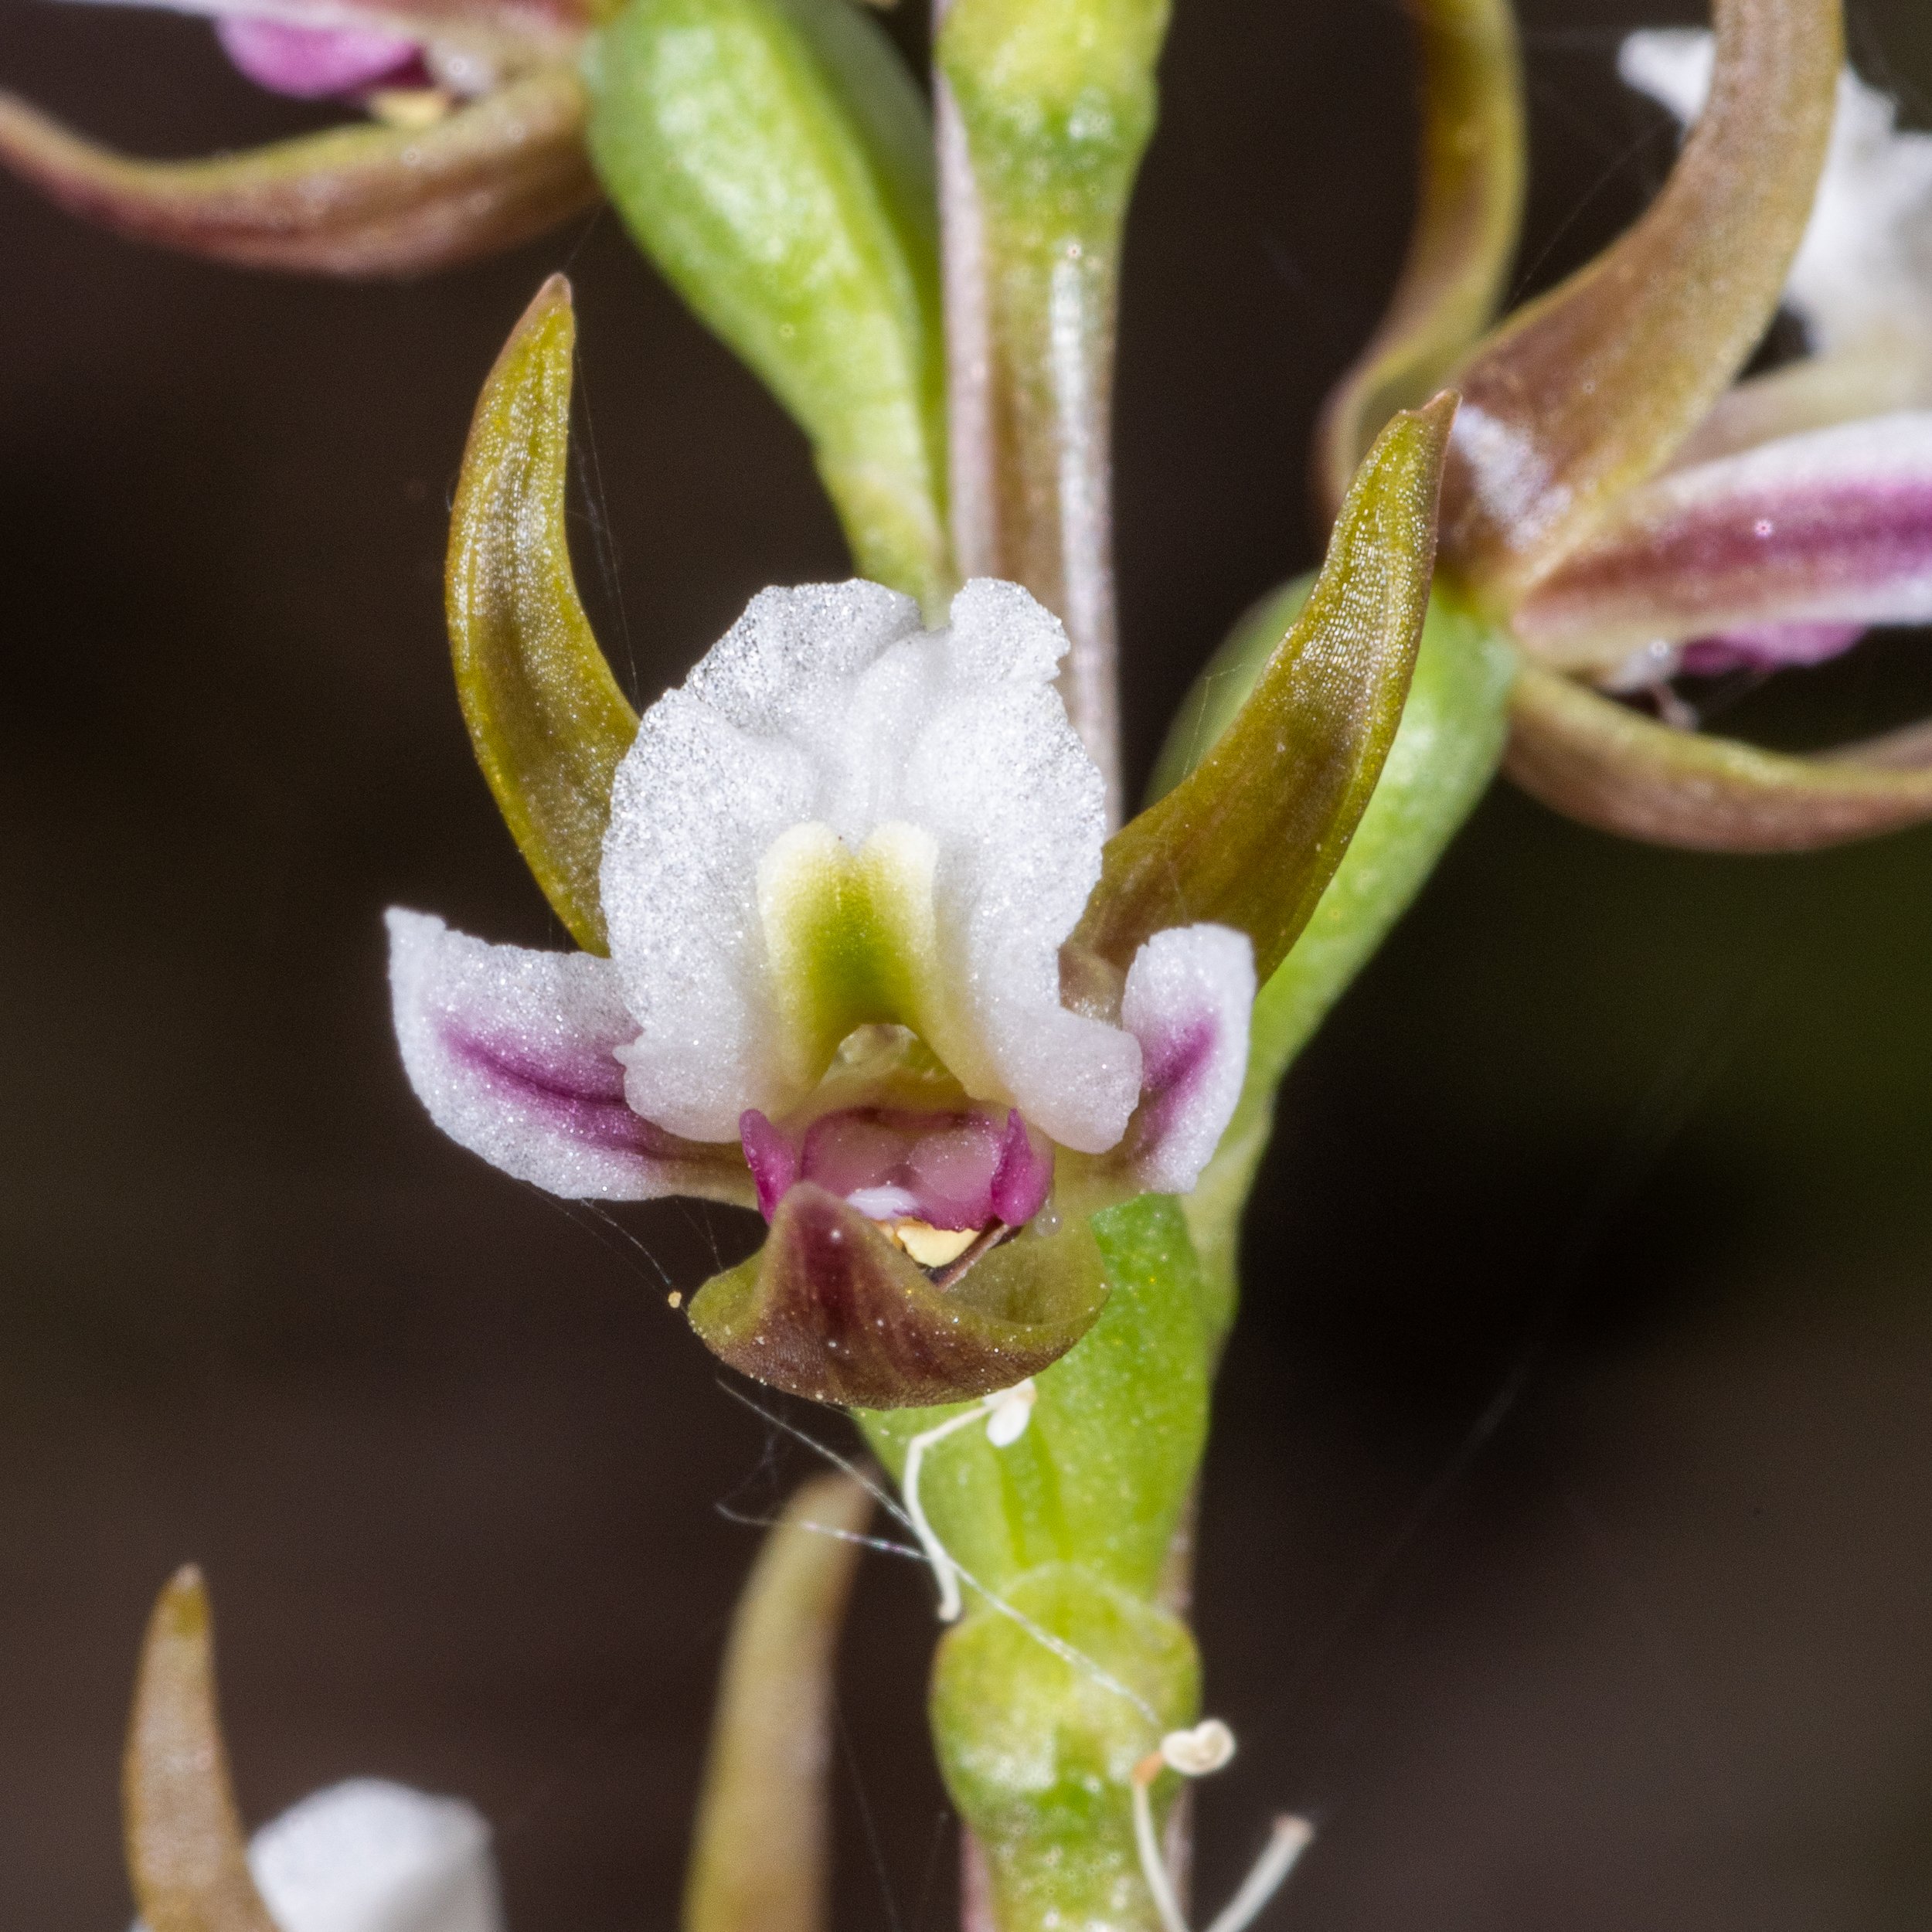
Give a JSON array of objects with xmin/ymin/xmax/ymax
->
[
  {"xmin": 381, "ymin": 274, "xmax": 1451, "ymax": 1410},
  {"xmin": 1320, "ymin": 0, "xmax": 1932, "ymax": 852},
  {"xmin": 0, "ymin": 0, "xmax": 599, "ymax": 273}
]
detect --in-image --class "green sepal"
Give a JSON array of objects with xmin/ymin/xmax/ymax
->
[
  {"xmin": 690, "ymin": 1185, "xmax": 1111, "ymax": 1410},
  {"xmin": 859, "ymin": 1193, "xmax": 1209, "ymax": 1600},
  {"xmin": 447, "ymin": 275, "xmax": 639, "ymax": 956},
  {"xmin": 1157, "ymin": 579, "xmax": 1518, "ymax": 1343},
  {"xmin": 931, "ymin": 1566, "xmax": 1197, "ymax": 1932},
  {"xmin": 584, "ymin": 0, "xmax": 951, "ymax": 608},
  {"xmin": 1073, "ymin": 394, "xmax": 1458, "ymax": 983}
]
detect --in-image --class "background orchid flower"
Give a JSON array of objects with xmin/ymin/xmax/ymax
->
[
  {"xmin": 1318, "ymin": 0, "xmax": 1932, "ymax": 852},
  {"xmin": 388, "ymin": 275, "xmax": 1451, "ymax": 1410},
  {"xmin": 124, "ymin": 1569, "xmax": 504, "ymax": 1932},
  {"xmin": 0, "ymin": 0, "xmax": 600, "ymax": 273}
]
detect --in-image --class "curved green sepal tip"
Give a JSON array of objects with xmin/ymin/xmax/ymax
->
[
  {"xmin": 859, "ymin": 1192, "xmax": 1209, "ymax": 1601},
  {"xmin": 689, "ymin": 1185, "xmax": 1109, "ymax": 1410},
  {"xmin": 585, "ymin": 0, "xmax": 951, "ymax": 608},
  {"xmin": 933, "ymin": 1567, "xmax": 1197, "ymax": 1932},
  {"xmin": 1076, "ymin": 393, "xmax": 1457, "ymax": 983},
  {"xmin": 447, "ymin": 275, "xmax": 639, "ymax": 956},
  {"xmin": 1159, "ymin": 580, "xmax": 1518, "ymax": 1344}
]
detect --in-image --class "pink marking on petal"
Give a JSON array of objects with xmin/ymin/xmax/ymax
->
[
  {"xmin": 1518, "ymin": 416, "xmax": 1932, "ymax": 663},
  {"xmin": 215, "ymin": 17, "xmax": 424, "ymax": 99},
  {"xmin": 1679, "ymin": 621, "xmax": 1869, "ymax": 675},
  {"xmin": 989, "ymin": 1111, "xmax": 1054, "ymax": 1226},
  {"xmin": 445, "ymin": 1024, "xmax": 676, "ymax": 1162},
  {"xmin": 740, "ymin": 1110, "xmax": 799, "ymax": 1221}
]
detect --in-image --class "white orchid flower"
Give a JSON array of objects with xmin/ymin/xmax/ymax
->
[{"xmin": 389, "ymin": 577, "xmax": 1253, "ymax": 1268}]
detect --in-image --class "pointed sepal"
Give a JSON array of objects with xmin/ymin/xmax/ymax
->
[
  {"xmin": 124, "ymin": 1567, "xmax": 280, "ymax": 1932},
  {"xmin": 1506, "ymin": 659, "xmax": 1932, "ymax": 851},
  {"xmin": 0, "ymin": 67, "xmax": 598, "ymax": 277},
  {"xmin": 447, "ymin": 276, "xmax": 638, "ymax": 955},
  {"xmin": 1315, "ymin": 0, "xmax": 1525, "ymax": 517},
  {"xmin": 1073, "ymin": 394, "xmax": 1456, "ymax": 984},
  {"xmin": 687, "ymin": 1185, "xmax": 1109, "ymax": 1408},
  {"xmin": 1438, "ymin": 0, "xmax": 1842, "ymax": 605}
]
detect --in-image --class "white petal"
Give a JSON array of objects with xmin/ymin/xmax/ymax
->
[
  {"xmin": 599, "ymin": 580, "xmax": 1142, "ymax": 1152},
  {"xmin": 387, "ymin": 908, "xmax": 750, "ymax": 1203},
  {"xmin": 131, "ymin": 1780, "xmax": 503, "ymax": 1932},
  {"xmin": 1117, "ymin": 924, "xmax": 1255, "ymax": 1196},
  {"xmin": 1622, "ymin": 32, "xmax": 1932, "ymax": 372}
]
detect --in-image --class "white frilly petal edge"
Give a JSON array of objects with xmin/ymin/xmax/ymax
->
[
  {"xmin": 597, "ymin": 579, "xmax": 1140, "ymax": 1152},
  {"xmin": 1116, "ymin": 924, "xmax": 1256, "ymax": 1196},
  {"xmin": 132, "ymin": 1778, "xmax": 504, "ymax": 1932},
  {"xmin": 1620, "ymin": 30, "xmax": 1932, "ymax": 366},
  {"xmin": 386, "ymin": 909, "xmax": 753, "ymax": 1206}
]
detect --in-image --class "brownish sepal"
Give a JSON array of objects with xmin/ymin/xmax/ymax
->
[
  {"xmin": 1506, "ymin": 662, "xmax": 1932, "ymax": 852},
  {"xmin": 0, "ymin": 66, "xmax": 598, "ymax": 277},
  {"xmin": 124, "ymin": 1566, "xmax": 279, "ymax": 1932},
  {"xmin": 689, "ymin": 1185, "xmax": 1109, "ymax": 1410}
]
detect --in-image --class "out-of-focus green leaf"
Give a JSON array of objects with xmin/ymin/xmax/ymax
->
[
  {"xmin": 447, "ymin": 274, "xmax": 638, "ymax": 956},
  {"xmin": 1506, "ymin": 659, "xmax": 1932, "ymax": 852},
  {"xmin": 859, "ymin": 1192, "xmax": 1209, "ymax": 1600},
  {"xmin": 1315, "ymin": 0, "xmax": 1524, "ymax": 518},
  {"xmin": 1161, "ymin": 582, "xmax": 1517, "ymax": 1342},
  {"xmin": 585, "ymin": 0, "xmax": 950, "ymax": 608},
  {"xmin": 124, "ymin": 1567, "xmax": 279, "ymax": 1932},
  {"xmin": 685, "ymin": 1473, "xmax": 872, "ymax": 1932},
  {"xmin": 0, "ymin": 68, "xmax": 598, "ymax": 277},
  {"xmin": 1073, "ymin": 395, "xmax": 1457, "ymax": 983},
  {"xmin": 1438, "ymin": 0, "xmax": 1842, "ymax": 605}
]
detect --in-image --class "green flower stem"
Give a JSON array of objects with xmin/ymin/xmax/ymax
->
[
  {"xmin": 935, "ymin": 0, "xmax": 1171, "ymax": 820},
  {"xmin": 1161, "ymin": 580, "xmax": 1519, "ymax": 1345}
]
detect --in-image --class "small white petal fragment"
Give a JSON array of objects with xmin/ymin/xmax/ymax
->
[
  {"xmin": 1118, "ymin": 925, "xmax": 1257, "ymax": 1195},
  {"xmin": 249, "ymin": 1779, "xmax": 504, "ymax": 1932},
  {"xmin": 1160, "ymin": 1719, "xmax": 1237, "ymax": 1778},
  {"xmin": 982, "ymin": 1378, "xmax": 1037, "ymax": 1447}
]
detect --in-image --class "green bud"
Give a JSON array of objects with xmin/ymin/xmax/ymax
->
[
  {"xmin": 585, "ymin": 0, "xmax": 950, "ymax": 608},
  {"xmin": 932, "ymin": 1566, "xmax": 1198, "ymax": 1932},
  {"xmin": 938, "ymin": 0, "xmax": 1168, "ymax": 229}
]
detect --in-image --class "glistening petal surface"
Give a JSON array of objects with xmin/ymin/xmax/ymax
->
[
  {"xmin": 386, "ymin": 909, "xmax": 755, "ymax": 1205},
  {"xmin": 1515, "ymin": 412, "xmax": 1932, "ymax": 666},
  {"xmin": 600, "ymin": 579, "xmax": 1141, "ymax": 1151}
]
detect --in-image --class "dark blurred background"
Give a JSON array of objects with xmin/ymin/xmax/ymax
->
[{"xmin": 2, "ymin": 0, "xmax": 1930, "ymax": 1924}]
